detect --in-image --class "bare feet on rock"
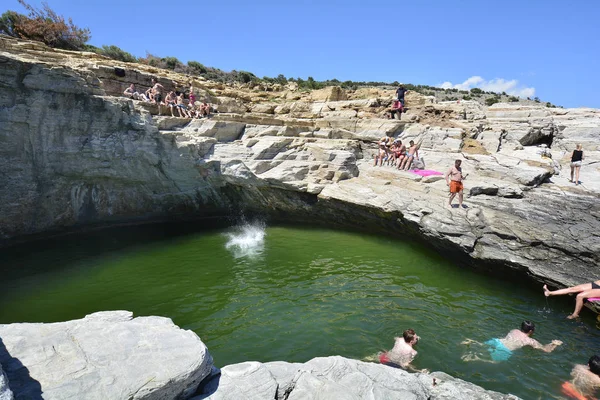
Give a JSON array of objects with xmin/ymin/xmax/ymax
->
[
  {"xmin": 567, "ymin": 314, "xmax": 579, "ymax": 320},
  {"xmin": 543, "ymin": 284, "xmax": 551, "ymax": 297}
]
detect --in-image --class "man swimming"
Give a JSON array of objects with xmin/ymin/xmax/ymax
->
[
  {"xmin": 484, "ymin": 320, "xmax": 562, "ymax": 361},
  {"xmin": 379, "ymin": 329, "xmax": 424, "ymax": 371}
]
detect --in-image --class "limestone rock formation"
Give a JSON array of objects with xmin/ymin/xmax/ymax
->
[
  {"xmin": 192, "ymin": 356, "xmax": 519, "ymax": 400},
  {"xmin": 0, "ymin": 36, "xmax": 599, "ymax": 294},
  {"xmin": 0, "ymin": 363, "xmax": 13, "ymax": 400},
  {"xmin": 0, "ymin": 311, "xmax": 212, "ymax": 400}
]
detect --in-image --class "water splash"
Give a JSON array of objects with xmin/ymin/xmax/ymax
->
[{"xmin": 224, "ymin": 221, "xmax": 266, "ymax": 258}]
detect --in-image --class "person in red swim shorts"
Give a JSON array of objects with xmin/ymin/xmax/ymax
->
[
  {"xmin": 445, "ymin": 159, "xmax": 467, "ymax": 209},
  {"xmin": 379, "ymin": 329, "xmax": 426, "ymax": 372},
  {"xmin": 562, "ymin": 355, "xmax": 600, "ymax": 399}
]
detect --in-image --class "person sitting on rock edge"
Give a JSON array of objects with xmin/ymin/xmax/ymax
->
[
  {"xmin": 387, "ymin": 99, "xmax": 403, "ymax": 120},
  {"xmin": 399, "ymin": 140, "xmax": 419, "ymax": 170},
  {"xmin": 374, "ymin": 136, "xmax": 392, "ymax": 166},
  {"xmin": 124, "ymin": 84, "xmax": 141, "ymax": 100},
  {"xmin": 544, "ymin": 280, "xmax": 600, "ymax": 319}
]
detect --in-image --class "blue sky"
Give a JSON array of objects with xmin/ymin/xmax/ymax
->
[{"xmin": 5, "ymin": 0, "xmax": 600, "ymax": 108}]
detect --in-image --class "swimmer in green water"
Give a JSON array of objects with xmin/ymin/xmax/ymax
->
[{"xmin": 463, "ymin": 321, "xmax": 562, "ymax": 362}]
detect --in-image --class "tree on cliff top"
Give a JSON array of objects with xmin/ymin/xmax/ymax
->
[{"xmin": 0, "ymin": 0, "xmax": 90, "ymax": 50}]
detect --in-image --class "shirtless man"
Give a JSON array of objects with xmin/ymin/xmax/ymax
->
[
  {"xmin": 484, "ymin": 321, "xmax": 562, "ymax": 362},
  {"xmin": 176, "ymin": 93, "xmax": 190, "ymax": 118},
  {"xmin": 399, "ymin": 140, "xmax": 418, "ymax": 170},
  {"xmin": 151, "ymin": 78, "xmax": 165, "ymax": 115},
  {"xmin": 543, "ymin": 280, "xmax": 600, "ymax": 319},
  {"xmin": 394, "ymin": 140, "xmax": 406, "ymax": 169},
  {"xmin": 200, "ymin": 100, "xmax": 211, "ymax": 117},
  {"xmin": 123, "ymin": 84, "xmax": 140, "ymax": 99},
  {"xmin": 562, "ymin": 355, "xmax": 600, "ymax": 399},
  {"xmin": 379, "ymin": 329, "xmax": 423, "ymax": 371},
  {"xmin": 444, "ymin": 159, "xmax": 466, "ymax": 208},
  {"xmin": 164, "ymin": 91, "xmax": 177, "ymax": 117},
  {"xmin": 374, "ymin": 136, "xmax": 392, "ymax": 166}
]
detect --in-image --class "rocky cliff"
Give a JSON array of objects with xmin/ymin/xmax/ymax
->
[
  {"xmin": 2, "ymin": 35, "xmax": 598, "ymax": 290},
  {"xmin": 2, "ymin": 35, "xmax": 598, "ymax": 399}
]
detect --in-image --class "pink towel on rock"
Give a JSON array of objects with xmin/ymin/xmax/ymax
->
[{"xmin": 409, "ymin": 169, "xmax": 443, "ymax": 177}]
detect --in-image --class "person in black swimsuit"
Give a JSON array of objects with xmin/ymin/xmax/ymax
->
[
  {"xmin": 570, "ymin": 144, "xmax": 584, "ymax": 185},
  {"xmin": 543, "ymin": 280, "xmax": 600, "ymax": 319}
]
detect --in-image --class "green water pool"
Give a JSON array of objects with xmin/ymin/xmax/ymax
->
[{"xmin": 0, "ymin": 222, "xmax": 597, "ymax": 399}]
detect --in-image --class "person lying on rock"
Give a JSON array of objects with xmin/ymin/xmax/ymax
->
[
  {"xmin": 561, "ymin": 355, "xmax": 600, "ymax": 400},
  {"xmin": 544, "ymin": 281, "xmax": 600, "ymax": 319},
  {"xmin": 483, "ymin": 320, "xmax": 562, "ymax": 361},
  {"xmin": 379, "ymin": 329, "xmax": 427, "ymax": 372}
]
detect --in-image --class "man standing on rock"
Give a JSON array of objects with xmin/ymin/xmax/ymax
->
[
  {"xmin": 151, "ymin": 78, "xmax": 165, "ymax": 116},
  {"xmin": 396, "ymin": 85, "xmax": 408, "ymax": 107},
  {"xmin": 445, "ymin": 159, "xmax": 467, "ymax": 209}
]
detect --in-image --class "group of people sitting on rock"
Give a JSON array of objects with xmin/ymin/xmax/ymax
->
[
  {"xmin": 373, "ymin": 137, "xmax": 420, "ymax": 170},
  {"xmin": 123, "ymin": 80, "xmax": 211, "ymax": 118}
]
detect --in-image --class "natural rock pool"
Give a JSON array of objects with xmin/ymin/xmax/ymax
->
[{"xmin": 0, "ymin": 222, "xmax": 598, "ymax": 399}]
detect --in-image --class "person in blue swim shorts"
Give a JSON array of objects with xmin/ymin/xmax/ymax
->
[
  {"xmin": 462, "ymin": 321, "xmax": 562, "ymax": 362},
  {"xmin": 488, "ymin": 321, "xmax": 562, "ymax": 361}
]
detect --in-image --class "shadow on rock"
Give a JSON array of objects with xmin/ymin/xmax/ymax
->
[{"xmin": 0, "ymin": 337, "xmax": 42, "ymax": 400}]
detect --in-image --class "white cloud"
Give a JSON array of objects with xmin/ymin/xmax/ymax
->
[{"xmin": 437, "ymin": 76, "xmax": 535, "ymax": 98}]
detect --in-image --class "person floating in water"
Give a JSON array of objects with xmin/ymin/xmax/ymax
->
[
  {"xmin": 379, "ymin": 329, "xmax": 425, "ymax": 371},
  {"xmin": 543, "ymin": 281, "xmax": 600, "ymax": 319},
  {"xmin": 562, "ymin": 355, "xmax": 600, "ymax": 400},
  {"xmin": 463, "ymin": 321, "xmax": 562, "ymax": 362}
]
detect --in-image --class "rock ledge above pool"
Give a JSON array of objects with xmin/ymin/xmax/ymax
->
[{"xmin": 0, "ymin": 311, "xmax": 519, "ymax": 400}]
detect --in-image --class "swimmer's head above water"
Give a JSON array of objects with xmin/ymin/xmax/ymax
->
[
  {"xmin": 520, "ymin": 320, "xmax": 535, "ymax": 335},
  {"xmin": 403, "ymin": 329, "xmax": 420, "ymax": 345},
  {"xmin": 589, "ymin": 355, "xmax": 600, "ymax": 376}
]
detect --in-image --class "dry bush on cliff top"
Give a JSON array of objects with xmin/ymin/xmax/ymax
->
[{"xmin": 0, "ymin": 0, "xmax": 90, "ymax": 50}]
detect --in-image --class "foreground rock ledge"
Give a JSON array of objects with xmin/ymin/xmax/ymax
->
[
  {"xmin": 194, "ymin": 356, "xmax": 519, "ymax": 400},
  {"xmin": 0, "ymin": 311, "xmax": 212, "ymax": 400},
  {"xmin": 0, "ymin": 312, "xmax": 518, "ymax": 400}
]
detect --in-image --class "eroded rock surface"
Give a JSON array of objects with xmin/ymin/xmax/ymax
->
[
  {"xmin": 192, "ymin": 356, "xmax": 519, "ymax": 400},
  {"xmin": 1, "ymin": 36, "xmax": 599, "ymax": 291},
  {"xmin": 0, "ymin": 311, "xmax": 212, "ymax": 400}
]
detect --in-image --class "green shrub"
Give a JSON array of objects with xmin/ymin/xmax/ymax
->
[
  {"xmin": 97, "ymin": 45, "xmax": 136, "ymax": 63},
  {"xmin": 509, "ymin": 96, "xmax": 519, "ymax": 102},
  {"xmin": 485, "ymin": 97, "xmax": 500, "ymax": 106},
  {"xmin": 188, "ymin": 61, "xmax": 207, "ymax": 74},
  {"xmin": 0, "ymin": 10, "xmax": 22, "ymax": 36},
  {"xmin": 534, "ymin": 96, "xmax": 541, "ymax": 103},
  {"xmin": 470, "ymin": 88, "xmax": 483, "ymax": 94},
  {"xmin": 462, "ymin": 95, "xmax": 472, "ymax": 100}
]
